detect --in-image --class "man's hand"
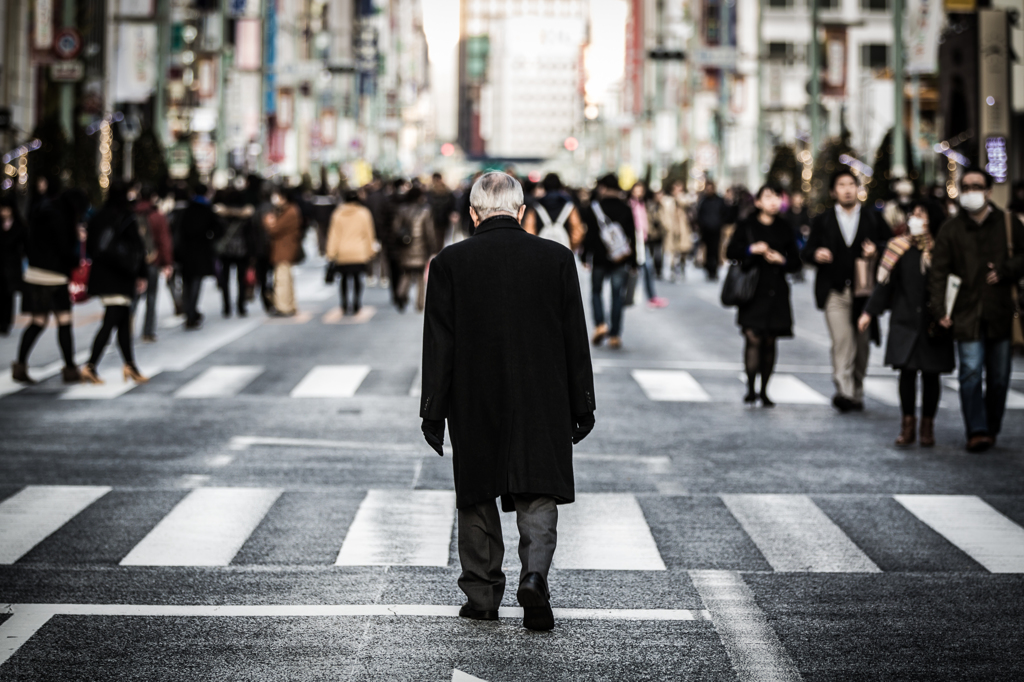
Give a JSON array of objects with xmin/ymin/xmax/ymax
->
[
  {"xmin": 986, "ymin": 263, "xmax": 1000, "ymax": 285},
  {"xmin": 939, "ymin": 316, "xmax": 953, "ymax": 329},
  {"xmin": 814, "ymin": 247, "xmax": 833, "ymax": 264},
  {"xmin": 862, "ymin": 241, "xmax": 877, "ymax": 258},
  {"xmin": 421, "ymin": 419, "xmax": 445, "ymax": 456},
  {"xmin": 857, "ymin": 312, "xmax": 872, "ymax": 333},
  {"xmin": 572, "ymin": 413, "xmax": 595, "ymax": 445}
]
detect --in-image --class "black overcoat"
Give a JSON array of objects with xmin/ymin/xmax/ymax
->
[
  {"xmin": 420, "ymin": 215, "xmax": 596, "ymax": 510},
  {"xmin": 173, "ymin": 200, "xmax": 224, "ymax": 277},
  {"xmin": 800, "ymin": 206, "xmax": 891, "ymax": 310},
  {"xmin": 86, "ymin": 206, "xmax": 146, "ymax": 298},
  {"xmin": 865, "ymin": 247, "xmax": 955, "ymax": 373},
  {"xmin": 725, "ymin": 215, "xmax": 802, "ymax": 336}
]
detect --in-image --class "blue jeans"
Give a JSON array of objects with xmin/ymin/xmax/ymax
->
[
  {"xmin": 957, "ymin": 332, "xmax": 1012, "ymax": 437},
  {"xmin": 591, "ymin": 263, "xmax": 629, "ymax": 338},
  {"xmin": 642, "ymin": 247, "xmax": 657, "ymax": 301}
]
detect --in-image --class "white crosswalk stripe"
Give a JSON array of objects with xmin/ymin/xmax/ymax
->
[
  {"xmin": 336, "ymin": 490, "xmax": 456, "ymax": 567},
  {"xmin": 60, "ymin": 380, "xmax": 148, "ymax": 400},
  {"xmin": 736, "ymin": 373, "xmax": 830, "ymax": 404},
  {"xmin": 632, "ymin": 369, "xmax": 711, "ymax": 402},
  {"xmin": 120, "ymin": 487, "xmax": 282, "ymax": 566},
  {"xmin": 290, "ymin": 365, "xmax": 371, "ymax": 398},
  {"xmin": 0, "ymin": 486, "xmax": 111, "ymax": 564},
  {"xmin": 174, "ymin": 366, "xmax": 264, "ymax": 398},
  {"xmin": 894, "ymin": 495, "xmax": 1024, "ymax": 573},
  {"xmin": 554, "ymin": 493, "xmax": 666, "ymax": 570},
  {"xmin": 722, "ymin": 494, "xmax": 881, "ymax": 573}
]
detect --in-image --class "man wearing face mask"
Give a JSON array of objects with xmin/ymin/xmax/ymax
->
[
  {"xmin": 928, "ymin": 169, "xmax": 1024, "ymax": 453},
  {"xmin": 802, "ymin": 170, "xmax": 892, "ymax": 412},
  {"xmin": 883, "ymin": 178, "xmax": 916, "ymax": 232}
]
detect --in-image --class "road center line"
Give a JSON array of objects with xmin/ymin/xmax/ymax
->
[
  {"xmin": 228, "ymin": 436, "xmax": 420, "ymax": 452},
  {"xmin": 690, "ymin": 570, "xmax": 802, "ymax": 682}
]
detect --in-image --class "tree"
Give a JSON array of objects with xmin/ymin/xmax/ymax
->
[
  {"xmin": 27, "ymin": 117, "xmax": 72, "ymax": 194},
  {"xmin": 766, "ymin": 144, "xmax": 800, "ymax": 192},
  {"xmin": 809, "ymin": 132, "xmax": 855, "ymax": 217},
  {"xmin": 864, "ymin": 127, "xmax": 919, "ymax": 209},
  {"xmin": 132, "ymin": 128, "xmax": 169, "ymax": 190}
]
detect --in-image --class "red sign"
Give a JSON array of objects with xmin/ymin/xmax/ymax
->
[{"xmin": 53, "ymin": 28, "xmax": 82, "ymax": 59}]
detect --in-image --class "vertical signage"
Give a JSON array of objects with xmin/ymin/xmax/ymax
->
[
  {"xmin": 115, "ymin": 23, "xmax": 158, "ymax": 102},
  {"xmin": 822, "ymin": 26, "xmax": 846, "ymax": 97},
  {"xmin": 34, "ymin": 0, "xmax": 54, "ymax": 51},
  {"xmin": 906, "ymin": 0, "xmax": 944, "ymax": 75},
  {"xmin": 978, "ymin": 9, "xmax": 1010, "ymax": 200}
]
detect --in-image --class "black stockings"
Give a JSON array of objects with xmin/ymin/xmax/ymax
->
[
  {"xmin": 17, "ymin": 319, "xmax": 74, "ymax": 367},
  {"xmin": 339, "ymin": 267, "xmax": 363, "ymax": 313},
  {"xmin": 744, "ymin": 330, "xmax": 777, "ymax": 397},
  {"xmin": 89, "ymin": 306, "xmax": 135, "ymax": 368},
  {"xmin": 899, "ymin": 370, "xmax": 940, "ymax": 418}
]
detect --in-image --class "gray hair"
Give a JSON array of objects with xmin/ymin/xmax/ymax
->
[{"xmin": 469, "ymin": 172, "xmax": 524, "ymax": 220}]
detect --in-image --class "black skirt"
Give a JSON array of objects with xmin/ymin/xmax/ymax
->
[{"xmin": 22, "ymin": 282, "xmax": 71, "ymax": 314}]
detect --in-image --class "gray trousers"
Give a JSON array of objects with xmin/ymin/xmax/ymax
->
[
  {"xmin": 825, "ymin": 287, "xmax": 871, "ymax": 401},
  {"xmin": 457, "ymin": 495, "xmax": 557, "ymax": 611}
]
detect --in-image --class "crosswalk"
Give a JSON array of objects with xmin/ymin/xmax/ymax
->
[
  {"xmin": 6, "ymin": 362, "xmax": 1024, "ymax": 407},
  {"xmin": 2, "ymin": 485, "xmax": 1023, "ymax": 573}
]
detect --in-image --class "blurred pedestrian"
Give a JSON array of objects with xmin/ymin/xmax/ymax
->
[
  {"xmin": 213, "ymin": 188, "xmax": 257, "ymax": 318},
  {"xmin": 419, "ymin": 171, "xmax": 596, "ymax": 632},
  {"xmin": 695, "ymin": 180, "xmax": 730, "ymax": 281},
  {"xmin": 522, "ymin": 173, "xmax": 585, "ymax": 249},
  {"xmin": 659, "ymin": 180, "xmax": 693, "ymax": 282},
  {"xmin": 428, "ymin": 172, "xmax": 457, "ymax": 248},
  {"xmin": 393, "ymin": 186, "xmax": 437, "ymax": 312},
  {"xmin": 929, "ymin": 169, "xmax": 1024, "ymax": 452},
  {"xmin": 133, "ymin": 184, "xmax": 173, "ymax": 342},
  {"xmin": 174, "ymin": 183, "xmax": 224, "ymax": 330},
  {"xmin": 802, "ymin": 170, "xmax": 891, "ymax": 412},
  {"xmin": 326, "ymin": 190, "xmax": 377, "ymax": 315},
  {"xmin": 629, "ymin": 181, "xmax": 667, "ymax": 308},
  {"xmin": 784, "ymin": 190, "xmax": 811, "ymax": 282},
  {"xmin": 12, "ymin": 188, "xmax": 88, "ymax": 384},
  {"xmin": 0, "ymin": 195, "xmax": 28, "ymax": 336},
  {"xmin": 725, "ymin": 183, "xmax": 802, "ymax": 406},
  {"xmin": 265, "ymin": 188, "xmax": 303, "ymax": 317},
  {"xmin": 858, "ymin": 201, "xmax": 954, "ymax": 446},
  {"xmin": 581, "ymin": 174, "xmax": 637, "ymax": 349},
  {"xmin": 81, "ymin": 182, "xmax": 149, "ymax": 385}
]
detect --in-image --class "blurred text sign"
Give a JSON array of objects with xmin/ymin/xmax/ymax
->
[
  {"xmin": 691, "ymin": 47, "xmax": 736, "ymax": 69},
  {"xmin": 49, "ymin": 60, "xmax": 84, "ymax": 82},
  {"xmin": 115, "ymin": 23, "xmax": 157, "ymax": 103},
  {"xmin": 906, "ymin": 0, "xmax": 945, "ymax": 75}
]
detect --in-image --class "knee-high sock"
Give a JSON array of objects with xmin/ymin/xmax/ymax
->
[
  {"xmin": 18, "ymin": 324, "xmax": 44, "ymax": 365},
  {"xmin": 57, "ymin": 324, "xmax": 75, "ymax": 367}
]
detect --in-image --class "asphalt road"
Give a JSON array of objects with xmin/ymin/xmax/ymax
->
[{"xmin": 1, "ymin": 248, "xmax": 1023, "ymax": 681}]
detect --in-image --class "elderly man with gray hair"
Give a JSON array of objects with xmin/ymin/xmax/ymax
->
[{"xmin": 420, "ymin": 171, "xmax": 596, "ymax": 631}]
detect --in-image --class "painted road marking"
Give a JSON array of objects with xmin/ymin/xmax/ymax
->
[
  {"xmin": 290, "ymin": 365, "xmax": 371, "ymax": 398},
  {"xmin": 0, "ymin": 485, "xmax": 111, "ymax": 564},
  {"xmin": 554, "ymin": 493, "xmax": 666, "ymax": 570},
  {"xmin": 862, "ymin": 377, "xmax": 900, "ymax": 407},
  {"xmin": 227, "ymin": 436, "xmax": 419, "ymax": 452},
  {"xmin": 59, "ymin": 379, "xmax": 147, "ymax": 400},
  {"xmin": 632, "ymin": 369, "xmax": 711, "ymax": 402},
  {"xmin": 322, "ymin": 306, "xmax": 377, "ymax": 324},
  {"xmin": 0, "ymin": 351, "xmax": 90, "ymax": 397},
  {"xmin": 336, "ymin": 490, "xmax": 456, "ymax": 567},
  {"xmin": 120, "ymin": 487, "xmax": 282, "ymax": 566},
  {"xmin": 690, "ymin": 570, "xmax": 802, "ymax": 682},
  {"xmin": 736, "ymin": 373, "xmax": 830, "ymax": 404},
  {"xmin": 894, "ymin": 495, "xmax": 1024, "ymax": 573},
  {"xmin": 174, "ymin": 365, "xmax": 264, "ymax": 398},
  {"xmin": 453, "ymin": 669, "xmax": 488, "ymax": 682},
  {"xmin": 0, "ymin": 603, "xmax": 711, "ymax": 667},
  {"xmin": 722, "ymin": 494, "xmax": 880, "ymax": 573}
]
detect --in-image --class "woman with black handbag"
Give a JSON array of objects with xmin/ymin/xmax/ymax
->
[
  {"xmin": 725, "ymin": 183, "xmax": 802, "ymax": 406},
  {"xmin": 81, "ymin": 182, "xmax": 149, "ymax": 384},
  {"xmin": 857, "ymin": 201, "xmax": 954, "ymax": 446}
]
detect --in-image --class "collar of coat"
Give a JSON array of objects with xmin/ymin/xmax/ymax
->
[{"xmin": 474, "ymin": 214, "xmax": 524, "ymax": 235}]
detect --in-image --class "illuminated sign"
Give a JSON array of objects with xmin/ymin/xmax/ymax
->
[{"xmin": 984, "ymin": 137, "xmax": 1007, "ymax": 184}]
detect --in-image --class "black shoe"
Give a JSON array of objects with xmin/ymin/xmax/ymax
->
[
  {"xmin": 237, "ymin": 308, "xmax": 247, "ymax": 318},
  {"xmin": 743, "ymin": 391, "xmax": 757, "ymax": 405},
  {"xmin": 832, "ymin": 395, "xmax": 855, "ymax": 413},
  {"xmin": 459, "ymin": 603, "xmax": 499, "ymax": 621},
  {"xmin": 759, "ymin": 393, "xmax": 775, "ymax": 408},
  {"xmin": 851, "ymin": 400, "xmax": 865, "ymax": 412},
  {"xmin": 517, "ymin": 572, "xmax": 554, "ymax": 631}
]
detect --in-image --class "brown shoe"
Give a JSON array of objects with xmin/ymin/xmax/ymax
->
[
  {"xmin": 11, "ymin": 361, "xmax": 35, "ymax": 384},
  {"xmin": 591, "ymin": 323, "xmax": 609, "ymax": 346},
  {"xmin": 966, "ymin": 434, "xmax": 994, "ymax": 453},
  {"xmin": 62, "ymin": 366, "xmax": 82, "ymax": 384},
  {"xmin": 919, "ymin": 417, "xmax": 935, "ymax": 447},
  {"xmin": 607, "ymin": 336, "xmax": 622, "ymax": 350},
  {"xmin": 895, "ymin": 415, "xmax": 916, "ymax": 446},
  {"xmin": 80, "ymin": 364, "xmax": 104, "ymax": 385}
]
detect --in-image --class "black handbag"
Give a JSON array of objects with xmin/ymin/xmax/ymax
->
[{"xmin": 720, "ymin": 227, "xmax": 759, "ymax": 307}]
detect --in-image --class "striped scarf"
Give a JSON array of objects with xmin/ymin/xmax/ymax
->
[{"xmin": 877, "ymin": 233, "xmax": 933, "ymax": 284}]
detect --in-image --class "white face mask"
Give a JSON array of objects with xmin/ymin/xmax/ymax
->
[
  {"xmin": 959, "ymin": 191, "xmax": 987, "ymax": 213},
  {"xmin": 907, "ymin": 216, "xmax": 927, "ymax": 236}
]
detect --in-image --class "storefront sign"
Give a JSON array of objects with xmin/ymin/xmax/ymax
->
[
  {"xmin": 115, "ymin": 23, "xmax": 158, "ymax": 103},
  {"xmin": 822, "ymin": 26, "xmax": 846, "ymax": 97},
  {"xmin": 235, "ymin": 19, "xmax": 262, "ymax": 71},
  {"xmin": 906, "ymin": 0, "xmax": 945, "ymax": 75},
  {"xmin": 119, "ymin": 0, "xmax": 155, "ymax": 18},
  {"xmin": 49, "ymin": 60, "xmax": 84, "ymax": 82},
  {"xmin": 34, "ymin": 0, "xmax": 54, "ymax": 51}
]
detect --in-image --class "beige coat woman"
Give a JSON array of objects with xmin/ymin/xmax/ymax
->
[
  {"xmin": 326, "ymin": 202, "xmax": 377, "ymax": 265},
  {"xmin": 660, "ymin": 193, "xmax": 693, "ymax": 257}
]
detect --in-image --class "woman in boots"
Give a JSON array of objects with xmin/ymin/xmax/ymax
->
[
  {"xmin": 858, "ymin": 201, "xmax": 954, "ymax": 446},
  {"xmin": 725, "ymin": 183, "xmax": 802, "ymax": 406}
]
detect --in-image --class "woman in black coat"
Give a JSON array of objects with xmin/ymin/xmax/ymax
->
[
  {"xmin": 0, "ymin": 195, "xmax": 28, "ymax": 335},
  {"xmin": 858, "ymin": 201, "xmax": 954, "ymax": 447},
  {"xmin": 82, "ymin": 182, "xmax": 149, "ymax": 384},
  {"xmin": 725, "ymin": 183, "xmax": 802, "ymax": 406}
]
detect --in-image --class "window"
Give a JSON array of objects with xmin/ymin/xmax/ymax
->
[
  {"xmin": 768, "ymin": 0, "xmax": 792, "ymax": 8},
  {"xmin": 819, "ymin": 0, "xmax": 840, "ymax": 9},
  {"xmin": 860, "ymin": 0, "xmax": 889, "ymax": 10},
  {"xmin": 768, "ymin": 42, "xmax": 795, "ymax": 62},
  {"xmin": 860, "ymin": 43, "xmax": 890, "ymax": 70}
]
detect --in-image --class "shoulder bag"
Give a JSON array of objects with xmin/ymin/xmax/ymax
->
[
  {"xmin": 69, "ymin": 232, "xmax": 91, "ymax": 303},
  {"xmin": 590, "ymin": 201, "xmax": 632, "ymax": 263},
  {"xmin": 720, "ymin": 227, "xmax": 759, "ymax": 307},
  {"xmin": 1006, "ymin": 212, "xmax": 1024, "ymax": 348}
]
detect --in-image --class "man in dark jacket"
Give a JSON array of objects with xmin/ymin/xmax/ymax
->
[
  {"xmin": 134, "ymin": 184, "xmax": 174, "ymax": 341},
  {"xmin": 420, "ymin": 172, "xmax": 596, "ymax": 632},
  {"xmin": 801, "ymin": 170, "xmax": 891, "ymax": 412},
  {"xmin": 929, "ymin": 169, "xmax": 1024, "ymax": 452},
  {"xmin": 173, "ymin": 183, "xmax": 224, "ymax": 329},
  {"xmin": 580, "ymin": 174, "xmax": 638, "ymax": 349},
  {"xmin": 695, "ymin": 180, "xmax": 730, "ymax": 281}
]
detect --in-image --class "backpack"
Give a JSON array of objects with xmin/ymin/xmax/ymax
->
[
  {"xmin": 535, "ymin": 201, "xmax": 573, "ymax": 249},
  {"xmin": 590, "ymin": 201, "xmax": 632, "ymax": 263},
  {"xmin": 96, "ymin": 214, "xmax": 144, "ymax": 276},
  {"xmin": 216, "ymin": 216, "xmax": 250, "ymax": 260}
]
